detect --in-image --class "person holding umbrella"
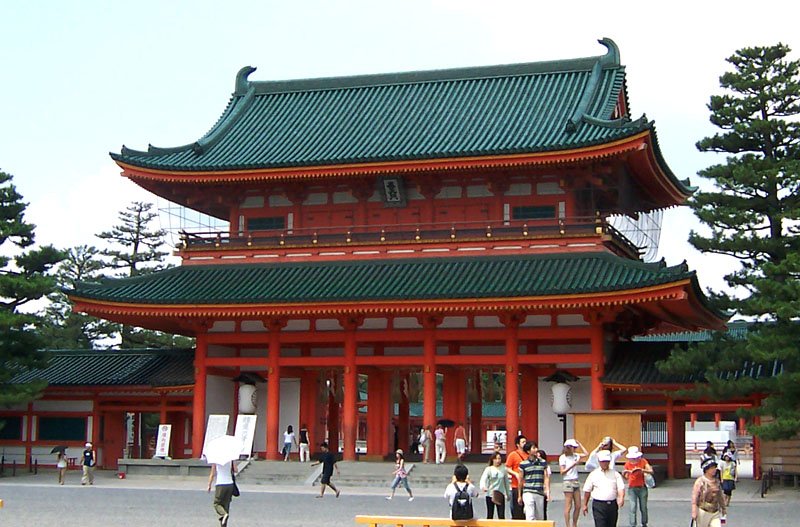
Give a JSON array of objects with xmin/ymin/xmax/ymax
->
[
  {"xmin": 51, "ymin": 446, "xmax": 68, "ymax": 485},
  {"xmin": 205, "ymin": 435, "xmax": 242, "ymax": 527}
]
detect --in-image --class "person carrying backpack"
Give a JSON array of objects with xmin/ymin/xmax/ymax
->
[{"xmin": 444, "ymin": 464, "xmax": 478, "ymax": 520}]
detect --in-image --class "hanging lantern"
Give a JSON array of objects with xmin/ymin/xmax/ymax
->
[
  {"xmin": 551, "ymin": 382, "xmax": 572, "ymax": 414},
  {"xmin": 544, "ymin": 371, "xmax": 579, "ymax": 415},
  {"xmin": 238, "ymin": 383, "xmax": 257, "ymax": 414}
]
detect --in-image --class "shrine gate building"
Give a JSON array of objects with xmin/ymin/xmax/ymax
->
[{"xmin": 68, "ymin": 39, "xmax": 726, "ymax": 475}]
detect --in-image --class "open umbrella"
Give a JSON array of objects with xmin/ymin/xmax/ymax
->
[
  {"xmin": 50, "ymin": 445, "xmax": 67, "ymax": 454},
  {"xmin": 437, "ymin": 419, "xmax": 455, "ymax": 428},
  {"xmin": 203, "ymin": 435, "xmax": 242, "ymax": 465}
]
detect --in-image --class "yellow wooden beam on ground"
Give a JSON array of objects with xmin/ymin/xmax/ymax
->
[{"xmin": 355, "ymin": 516, "xmax": 554, "ymax": 527}]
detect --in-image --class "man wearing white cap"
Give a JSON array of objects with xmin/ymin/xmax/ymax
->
[
  {"xmin": 81, "ymin": 442, "xmax": 96, "ymax": 485},
  {"xmin": 622, "ymin": 446, "xmax": 652, "ymax": 527},
  {"xmin": 582, "ymin": 450, "xmax": 624, "ymax": 527},
  {"xmin": 560, "ymin": 438, "xmax": 588, "ymax": 527}
]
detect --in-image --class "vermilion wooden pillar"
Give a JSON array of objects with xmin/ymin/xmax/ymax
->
[
  {"xmin": 342, "ymin": 321, "xmax": 359, "ymax": 461},
  {"xmin": 266, "ymin": 320, "xmax": 283, "ymax": 460},
  {"xmin": 191, "ymin": 332, "xmax": 208, "ymax": 457},
  {"xmin": 300, "ymin": 368, "xmax": 317, "ymax": 457},
  {"xmin": 327, "ymin": 390, "xmax": 340, "ymax": 453},
  {"xmin": 666, "ymin": 399, "xmax": 688, "ymax": 478},
  {"xmin": 520, "ymin": 365, "xmax": 539, "ymax": 441},
  {"xmin": 590, "ymin": 321, "xmax": 606, "ymax": 410},
  {"xmin": 503, "ymin": 316, "xmax": 520, "ymax": 441},
  {"xmin": 442, "ymin": 367, "xmax": 459, "ymax": 454},
  {"xmin": 366, "ymin": 369, "xmax": 383, "ymax": 459},
  {"xmin": 398, "ymin": 374, "xmax": 410, "ymax": 454},
  {"xmin": 470, "ymin": 370, "xmax": 482, "ymax": 454},
  {"xmin": 422, "ymin": 317, "xmax": 438, "ymax": 431}
]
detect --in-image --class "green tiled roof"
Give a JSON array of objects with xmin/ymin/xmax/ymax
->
[
  {"xmin": 9, "ymin": 349, "xmax": 194, "ymax": 388},
  {"xmin": 110, "ymin": 39, "xmax": 679, "ymax": 184},
  {"xmin": 603, "ymin": 341, "xmax": 782, "ymax": 386},
  {"xmin": 69, "ymin": 252, "xmax": 694, "ymax": 306}
]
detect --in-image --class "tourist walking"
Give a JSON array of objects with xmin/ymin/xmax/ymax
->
[
  {"xmin": 518, "ymin": 441, "xmax": 550, "ymax": 521},
  {"xmin": 55, "ymin": 451, "xmax": 68, "ymax": 485},
  {"xmin": 719, "ymin": 452, "xmax": 737, "ymax": 506},
  {"xmin": 622, "ymin": 446, "xmax": 652, "ymax": 527},
  {"xmin": 505, "ymin": 434, "xmax": 529, "ymax": 519},
  {"xmin": 453, "ymin": 422, "xmax": 468, "ymax": 462},
  {"xmin": 81, "ymin": 442, "xmax": 95, "ymax": 485},
  {"xmin": 582, "ymin": 450, "xmax": 625, "ymax": 527},
  {"xmin": 420, "ymin": 425, "xmax": 433, "ymax": 463},
  {"xmin": 537, "ymin": 448, "xmax": 551, "ymax": 520},
  {"xmin": 298, "ymin": 424, "xmax": 310, "ymax": 462},
  {"xmin": 560, "ymin": 438, "xmax": 588, "ymax": 527},
  {"xmin": 434, "ymin": 424, "xmax": 447, "ymax": 464},
  {"xmin": 283, "ymin": 425, "xmax": 298, "ymax": 461},
  {"xmin": 311, "ymin": 442, "xmax": 341, "ymax": 498},
  {"xmin": 479, "ymin": 452, "xmax": 514, "ymax": 519},
  {"xmin": 692, "ymin": 457, "xmax": 726, "ymax": 527},
  {"xmin": 207, "ymin": 459, "xmax": 237, "ymax": 527},
  {"xmin": 721, "ymin": 440, "xmax": 738, "ymax": 466},
  {"xmin": 386, "ymin": 449, "xmax": 414, "ymax": 501}
]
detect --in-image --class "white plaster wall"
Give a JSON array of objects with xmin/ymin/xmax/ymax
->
[
  {"xmin": 277, "ymin": 379, "xmax": 301, "ymax": 454},
  {"xmin": 234, "ymin": 378, "xmax": 300, "ymax": 455},
  {"xmin": 206, "ymin": 375, "xmax": 235, "ymax": 433},
  {"xmin": 33, "ymin": 400, "xmax": 93, "ymax": 412},
  {"xmin": 536, "ymin": 379, "xmax": 591, "ymax": 455}
]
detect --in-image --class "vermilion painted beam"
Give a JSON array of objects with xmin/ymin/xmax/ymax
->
[
  {"xmin": 206, "ymin": 356, "xmax": 269, "ymax": 367},
  {"xmin": 204, "ymin": 326, "xmax": 595, "ymax": 345}
]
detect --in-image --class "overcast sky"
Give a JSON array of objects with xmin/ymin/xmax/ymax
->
[{"xmin": 1, "ymin": 0, "xmax": 798, "ymax": 297}]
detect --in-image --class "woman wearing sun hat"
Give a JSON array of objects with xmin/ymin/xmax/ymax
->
[
  {"xmin": 692, "ymin": 457, "xmax": 726, "ymax": 527},
  {"xmin": 386, "ymin": 449, "xmax": 414, "ymax": 501},
  {"xmin": 560, "ymin": 438, "xmax": 588, "ymax": 527},
  {"xmin": 623, "ymin": 446, "xmax": 652, "ymax": 527}
]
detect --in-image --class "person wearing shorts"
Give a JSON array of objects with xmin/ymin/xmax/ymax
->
[{"xmin": 560, "ymin": 438, "xmax": 588, "ymax": 527}]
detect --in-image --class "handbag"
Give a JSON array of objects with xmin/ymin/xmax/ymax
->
[
  {"xmin": 491, "ymin": 490, "xmax": 505, "ymax": 506},
  {"xmin": 644, "ymin": 473, "xmax": 656, "ymax": 489},
  {"xmin": 231, "ymin": 473, "xmax": 240, "ymax": 497}
]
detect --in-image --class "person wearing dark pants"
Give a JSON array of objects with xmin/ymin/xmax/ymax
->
[
  {"xmin": 582, "ymin": 450, "xmax": 624, "ymax": 527},
  {"xmin": 207, "ymin": 460, "xmax": 237, "ymax": 527},
  {"xmin": 505, "ymin": 434, "xmax": 528, "ymax": 520}
]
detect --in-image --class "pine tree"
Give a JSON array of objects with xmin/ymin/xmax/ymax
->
[
  {"xmin": 39, "ymin": 245, "xmax": 118, "ymax": 349},
  {"xmin": 95, "ymin": 201, "xmax": 192, "ymax": 349},
  {"xmin": 0, "ymin": 170, "xmax": 65, "ymax": 405},
  {"xmin": 658, "ymin": 44, "xmax": 800, "ymax": 440}
]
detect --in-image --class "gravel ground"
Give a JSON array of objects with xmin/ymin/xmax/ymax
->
[{"xmin": 0, "ymin": 473, "xmax": 797, "ymax": 527}]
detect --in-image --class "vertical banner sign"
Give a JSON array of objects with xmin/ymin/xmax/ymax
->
[
  {"xmin": 234, "ymin": 414, "xmax": 258, "ymax": 457},
  {"xmin": 155, "ymin": 424, "xmax": 172, "ymax": 458},
  {"xmin": 202, "ymin": 414, "xmax": 230, "ymax": 459}
]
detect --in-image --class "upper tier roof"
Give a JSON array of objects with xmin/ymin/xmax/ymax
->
[{"xmin": 110, "ymin": 38, "xmax": 686, "ymax": 194}]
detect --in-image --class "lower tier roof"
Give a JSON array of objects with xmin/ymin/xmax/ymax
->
[{"xmin": 68, "ymin": 251, "xmax": 722, "ymax": 334}]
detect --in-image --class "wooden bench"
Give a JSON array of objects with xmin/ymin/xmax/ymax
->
[{"xmin": 355, "ymin": 516, "xmax": 555, "ymax": 527}]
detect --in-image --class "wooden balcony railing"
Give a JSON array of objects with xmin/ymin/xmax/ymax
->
[{"xmin": 177, "ymin": 216, "xmax": 642, "ymax": 258}]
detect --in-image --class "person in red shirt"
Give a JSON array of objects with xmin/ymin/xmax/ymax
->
[
  {"xmin": 622, "ymin": 446, "xmax": 653, "ymax": 527},
  {"xmin": 505, "ymin": 434, "xmax": 529, "ymax": 520}
]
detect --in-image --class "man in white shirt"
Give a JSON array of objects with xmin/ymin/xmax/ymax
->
[{"xmin": 582, "ymin": 450, "xmax": 624, "ymax": 527}]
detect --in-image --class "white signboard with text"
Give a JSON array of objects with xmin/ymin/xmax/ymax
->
[
  {"xmin": 155, "ymin": 424, "xmax": 172, "ymax": 458},
  {"xmin": 234, "ymin": 414, "xmax": 258, "ymax": 457},
  {"xmin": 201, "ymin": 414, "xmax": 230, "ymax": 458}
]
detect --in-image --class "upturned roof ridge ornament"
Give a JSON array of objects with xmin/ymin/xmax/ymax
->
[{"xmin": 235, "ymin": 66, "xmax": 257, "ymax": 95}]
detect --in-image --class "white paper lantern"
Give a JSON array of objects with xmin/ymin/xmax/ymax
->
[
  {"xmin": 551, "ymin": 382, "xmax": 572, "ymax": 415},
  {"xmin": 238, "ymin": 383, "xmax": 257, "ymax": 414}
]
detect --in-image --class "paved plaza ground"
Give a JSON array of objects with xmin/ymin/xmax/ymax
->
[{"xmin": 0, "ymin": 466, "xmax": 797, "ymax": 526}]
